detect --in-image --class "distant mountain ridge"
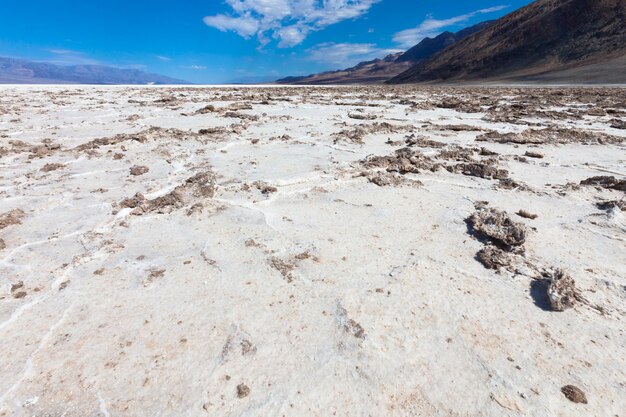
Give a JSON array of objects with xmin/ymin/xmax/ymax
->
[
  {"xmin": 0, "ymin": 57, "xmax": 188, "ymax": 85},
  {"xmin": 276, "ymin": 21, "xmax": 493, "ymax": 85},
  {"xmin": 395, "ymin": 21, "xmax": 493, "ymax": 63},
  {"xmin": 389, "ymin": 0, "xmax": 626, "ymax": 84}
]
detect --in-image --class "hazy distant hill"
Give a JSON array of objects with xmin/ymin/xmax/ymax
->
[
  {"xmin": 0, "ymin": 57, "xmax": 188, "ymax": 85},
  {"xmin": 388, "ymin": 0, "xmax": 626, "ymax": 84},
  {"xmin": 276, "ymin": 21, "xmax": 493, "ymax": 85}
]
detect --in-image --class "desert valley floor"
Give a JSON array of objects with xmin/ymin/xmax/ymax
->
[{"xmin": 0, "ymin": 85, "xmax": 625, "ymax": 416}]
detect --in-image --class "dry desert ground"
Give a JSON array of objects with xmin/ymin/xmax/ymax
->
[{"xmin": 0, "ymin": 85, "xmax": 625, "ymax": 416}]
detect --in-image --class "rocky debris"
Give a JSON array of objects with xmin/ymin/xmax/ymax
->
[
  {"xmin": 561, "ymin": 385, "xmax": 587, "ymax": 404},
  {"xmin": 2, "ymin": 140, "xmax": 62, "ymax": 159},
  {"xmin": 153, "ymin": 96, "xmax": 180, "ymax": 106},
  {"xmin": 253, "ymin": 181, "xmax": 277, "ymax": 195},
  {"xmin": 119, "ymin": 171, "xmax": 215, "ymax": 215},
  {"xmin": 580, "ymin": 176, "xmax": 626, "ymax": 192},
  {"xmin": 0, "ymin": 209, "xmax": 26, "ymax": 230},
  {"xmin": 130, "ymin": 165, "xmax": 149, "ymax": 176},
  {"xmin": 609, "ymin": 118, "xmax": 626, "ymax": 129},
  {"xmin": 546, "ymin": 269, "xmax": 579, "ymax": 312},
  {"xmin": 479, "ymin": 147, "xmax": 499, "ymax": 156},
  {"xmin": 475, "ymin": 246, "xmax": 514, "ymax": 271},
  {"xmin": 144, "ymin": 269, "xmax": 165, "ymax": 287},
  {"xmin": 524, "ymin": 151, "xmax": 544, "ymax": 159},
  {"xmin": 75, "ymin": 127, "xmax": 199, "ymax": 152},
  {"xmin": 348, "ymin": 112, "xmax": 377, "ymax": 120},
  {"xmin": 435, "ymin": 124, "xmax": 485, "ymax": 132},
  {"xmin": 362, "ymin": 170, "xmax": 405, "ymax": 187},
  {"xmin": 10, "ymin": 281, "xmax": 27, "ymax": 299},
  {"xmin": 0, "ymin": 238, "xmax": 5, "ymax": 250},
  {"xmin": 223, "ymin": 111, "xmax": 259, "ymax": 121},
  {"xmin": 119, "ymin": 193, "xmax": 147, "ymax": 209},
  {"xmin": 468, "ymin": 206, "xmax": 527, "ymax": 251},
  {"xmin": 344, "ymin": 319, "xmax": 366, "ymax": 339},
  {"xmin": 334, "ymin": 122, "xmax": 413, "ymax": 144},
  {"xmin": 595, "ymin": 200, "xmax": 626, "ymax": 211},
  {"xmin": 435, "ymin": 98, "xmax": 482, "ymax": 113},
  {"xmin": 362, "ymin": 147, "xmax": 441, "ymax": 174},
  {"xmin": 517, "ymin": 210, "xmax": 538, "ymax": 219},
  {"xmin": 362, "ymin": 144, "xmax": 517, "ymax": 185},
  {"xmin": 195, "ymin": 104, "xmax": 217, "ymax": 114},
  {"xmin": 404, "ymin": 134, "xmax": 446, "ymax": 148},
  {"xmin": 336, "ymin": 302, "xmax": 366, "ymax": 340},
  {"xmin": 452, "ymin": 162, "xmax": 508, "ymax": 180},
  {"xmin": 497, "ymin": 178, "xmax": 529, "ymax": 191},
  {"xmin": 269, "ymin": 257, "xmax": 295, "ymax": 282},
  {"xmin": 236, "ymin": 384, "xmax": 250, "ymax": 398},
  {"xmin": 41, "ymin": 163, "xmax": 66, "ymax": 172},
  {"xmin": 477, "ymin": 128, "xmax": 624, "ymax": 145}
]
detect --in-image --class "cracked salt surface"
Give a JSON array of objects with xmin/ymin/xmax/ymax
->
[{"xmin": 0, "ymin": 85, "xmax": 624, "ymax": 416}]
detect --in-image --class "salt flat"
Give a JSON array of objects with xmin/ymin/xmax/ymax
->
[{"xmin": 0, "ymin": 85, "xmax": 624, "ymax": 416}]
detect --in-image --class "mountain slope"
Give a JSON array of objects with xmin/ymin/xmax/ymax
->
[
  {"xmin": 276, "ymin": 52, "xmax": 410, "ymax": 85},
  {"xmin": 0, "ymin": 57, "xmax": 188, "ymax": 85},
  {"xmin": 276, "ymin": 21, "xmax": 493, "ymax": 85},
  {"xmin": 388, "ymin": 0, "xmax": 626, "ymax": 84},
  {"xmin": 395, "ymin": 21, "xmax": 493, "ymax": 63}
]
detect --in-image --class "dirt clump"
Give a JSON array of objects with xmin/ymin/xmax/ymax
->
[
  {"xmin": 595, "ymin": 200, "xmax": 625, "ymax": 211},
  {"xmin": 0, "ymin": 209, "xmax": 26, "ymax": 230},
  {"xmin": 11, "ymin": 281, "xmax": 27, "ymax": 299},
  {"xmin": 236, "ymin": 383, "xmax": 250, "ymax": 398},
  {"xmin": 195, "ymin": 105, "xmax": 217, "ymax": 114},
  {"xmin": 580, "ymin": 176, "xmax": 626, "ymax": 192},
  {"xmin": 270, "ymin": 257, "xmax": 295, "ymax": 282},
  {"xmin": 119, "ymin": 171, "xmax": 216, "ymax": 215},
  {"xmin": 348, "ymin": 112, "xmax": 376, "ymax": 120},
  {"xmin": 362, "ymin": 171, "xmax": 404, "ymax": 187},
  {"xmin": 253, "ymin": 181, "xmax": 277, "ymax": 195},
  {"xmin": 517, "ymin": 210, "xmax": 538, "ymax": 219},
  {"xmin": 0, "ymin": 238, "xmax": 5, "ymax": 250},
  {"xmin": 561, "ymin": 385, "xmax": 587, "ymax": 404},
  {"xmin": 404, "ymin": 134, "xmax": 446, "ymax": 148},
  {"xmin": 468, "ymin": 206, "xmax": 527, "ymax": 251},
  {"xmin": 477, "ymin": 128, "xmax": 624, "ymax": 145},
  {"xmin": 130, "ymin": 165, "xmax": 149, "ymax": 176},
  {"xmin": 524, "ymin": 151, "xmax": 544, "ymax": 159},
  {"xmin": 609, "ymin": 118, "xmax": 626, "ymax": 129},
  {"xmin": 476, "ymin": 246, "xmax": 514, "ymax": 271},
  {"xmin": 546, "ymin": 268, "xmax": 579, "ymax": 312},
  {"xmin": 41, "ymin": 163, "xmax": 66, "ymax": 172},
  {"xmin": 453, "ymin": 162, "xmax": 508, "ymax": 180},
  {"xmin": 344, "ymin": 319, "xmax": 366, "ymax": 339}
]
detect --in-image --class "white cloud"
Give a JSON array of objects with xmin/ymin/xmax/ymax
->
[
  {"xmin": 307, "ymin": 42, "xmax": 402, "ymax": 67},
  {"xmin": 392, "ymin": 5, "xmax": 508, "ymax": 48},
  {"xmin": 203, "ymin": 13, "xmax": 260, "ymax": 38},
  {"xmin": 204, "ymin": 0, "xmax": 380, "ymax": 48},
  {"xmin": 156, "ymin": 55, "xmax": 171, "ymax": 61},
  {"xmin": 184, "ymin": 65, "xmax": 208, "ymax": 70}
]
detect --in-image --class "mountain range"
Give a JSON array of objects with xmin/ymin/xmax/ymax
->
[
  {"xmin": 276, "ymin": 21, "xmax": 492, "ymax": 85},
  {"xmin": 280, "ymin": 0, "xmax": 626, "ymax": 85},
  {"xmin": 0, "ymin": 57, "xmax": 187, "ymax": 85}
]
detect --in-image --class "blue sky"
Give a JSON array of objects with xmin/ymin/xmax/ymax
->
[{"xmin": 0, "ymin": 0, "xmax": 533, "ymax": 83}]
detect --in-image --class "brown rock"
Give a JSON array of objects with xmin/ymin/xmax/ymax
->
[
  {"xmin": 130, "ymin": 165, "xmax": 149, "ymax": 176},
  {"xmin": 236, "ymin": 383, "xmax": 250, "ymax": 398},
  {"xmin": 561, "ymin": 385, "xmax": 587, "ymax": 404}
]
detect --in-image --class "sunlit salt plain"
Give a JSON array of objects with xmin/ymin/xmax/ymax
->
[{"xmin": 0, "ymin": 85, "xmax": 624, "ymax": 416}]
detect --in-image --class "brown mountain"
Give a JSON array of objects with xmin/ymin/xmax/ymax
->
[
  {"xmin": 388, "ymin": 0, "xmax": 626, "ymax": 84},
  {"xmin": 276, "ymin": 21, "xmax": 493, "ymax": 85}
]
